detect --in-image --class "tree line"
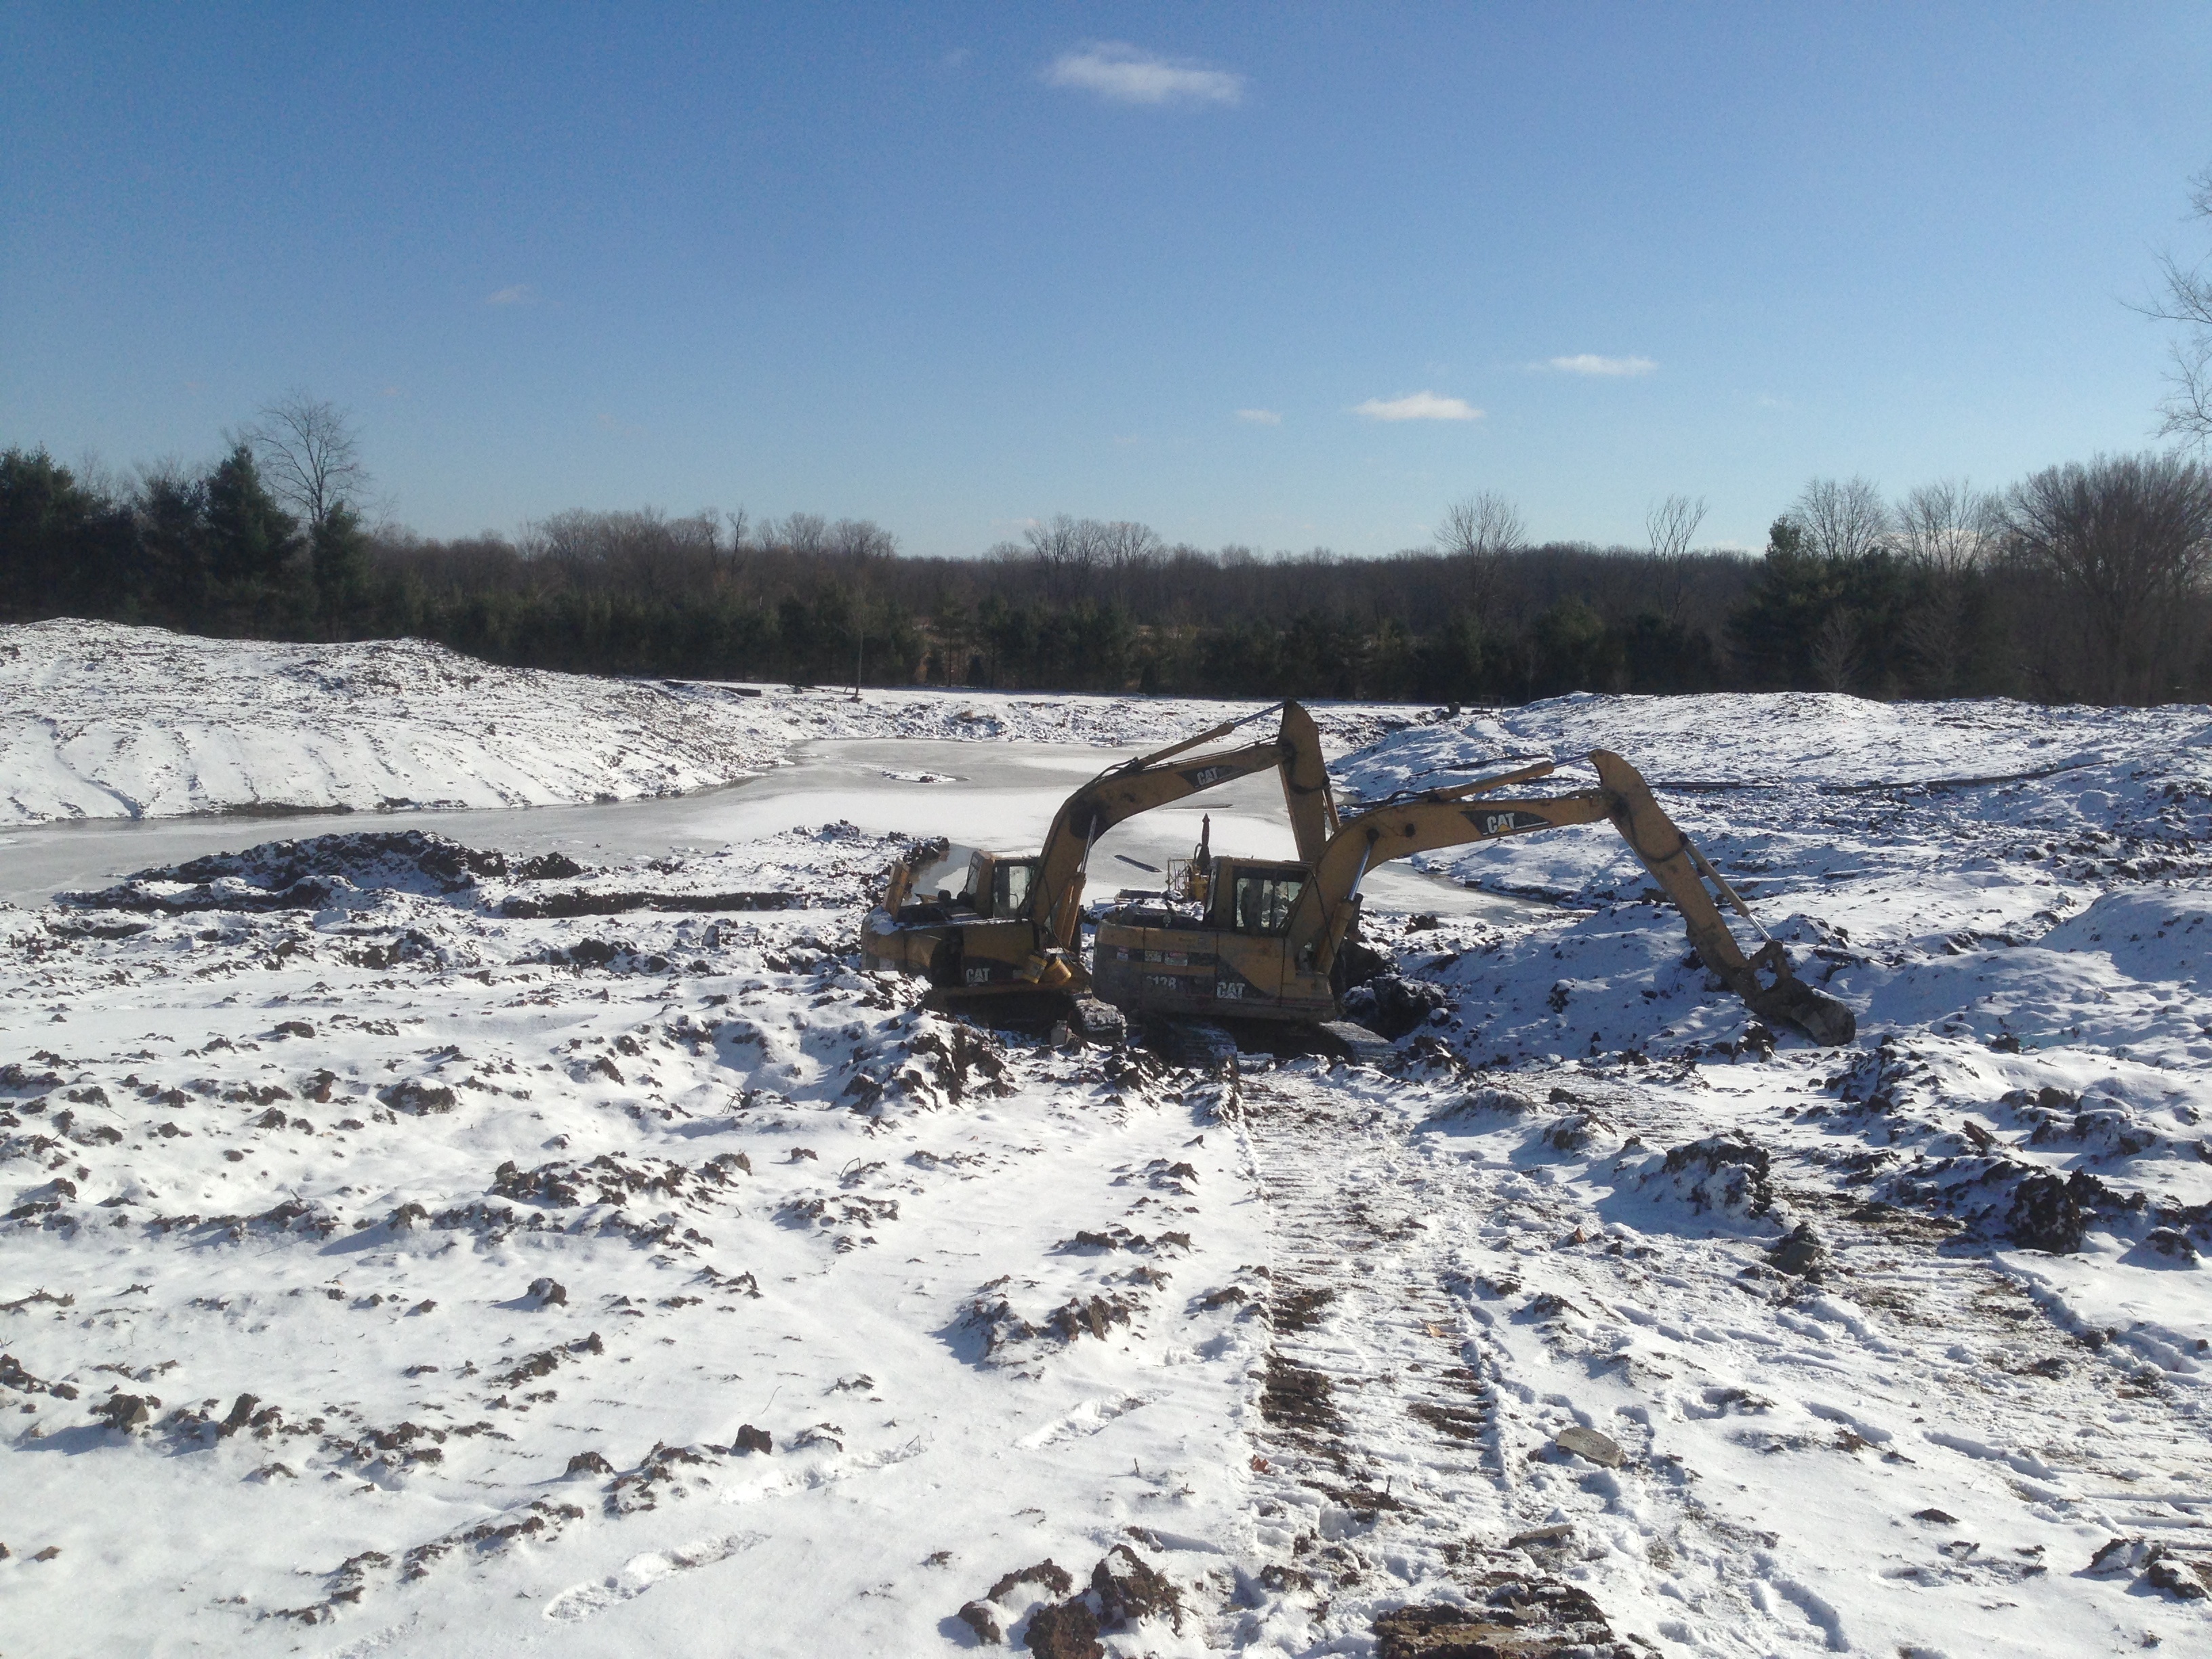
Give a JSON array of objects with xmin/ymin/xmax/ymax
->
[
  {"xmin": 9, "ymin": 165, "xmax": 2212, "ymax": 707},
  {"xmin": 3, "ymin": 403, "xmax": 2209, "ymax": 705}
]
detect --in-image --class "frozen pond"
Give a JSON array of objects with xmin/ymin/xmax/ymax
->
[{"xmin": 0, "ymin": 738, "xmax": 1535, "ymax": 921}]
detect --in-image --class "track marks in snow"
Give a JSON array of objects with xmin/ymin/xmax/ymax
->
[
  {"xmin": 543, "ymin": 1532, "xmax": 765, "ymax": 1620},
  {"xmin": 1213, "ymin": 1054, "xmax": 2212, "ymax": 1656},
  {"xmin": 1015, "ymin": 1392, "xmax": 1157, "ymax": 1450}
]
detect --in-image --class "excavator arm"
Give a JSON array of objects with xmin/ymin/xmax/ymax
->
[
  {"xmin": 1027, "ymin": 700, "xmax": 1334, "ymax": 954},
  {"xmin": 1588, "ymin": 750, "xmax": 1855, "ymax": 1045},
  {"xmin": 1276, "ymin": 700, "xmax": 1338, "ymax": 865},
  {"xmin": 1281, "ymin": 750, "xmax": 1855, "ymax": 1045}
]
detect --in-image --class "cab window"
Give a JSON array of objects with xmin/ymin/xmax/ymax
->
[
  {"xmin": 992, "ymin": 859, "xmax": 1035, "ymax": 918},
  {"xmin": 1232, "ymin": 872, "xmax": 1302, "ymax": 935},
  {"xmin": 959, "ymin": 851, "xmax": 987, "ymax": 907}
]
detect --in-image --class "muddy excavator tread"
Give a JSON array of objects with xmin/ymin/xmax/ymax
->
[
  {"xmin": 1069, "ymin": 996, "xmax": 1127, "ymax": 1048},
  {"xmin": 1314, "ymin": 1020, "xmax": 1398, "ymax": 1067},
  {"xmin": 1144, "ymin": 1019, "xmax": 1243, "ymax": 1072}
]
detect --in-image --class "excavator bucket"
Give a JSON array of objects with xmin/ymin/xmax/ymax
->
[{"xmin": 1590, "ymin": 751, "xmax": 1856, "ymax": 1046}]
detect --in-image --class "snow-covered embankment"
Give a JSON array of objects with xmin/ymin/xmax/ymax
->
[{"xmin": 0, "ymin": 619, "xmax": 1399, "ymax": 824}]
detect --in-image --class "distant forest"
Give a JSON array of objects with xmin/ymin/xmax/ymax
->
[{"xmin": 4, "ymin": 412, "xmax": 2209, "ymax": 706}]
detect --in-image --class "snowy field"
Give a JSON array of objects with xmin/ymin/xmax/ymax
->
[
  {"xmin": 1, "ymin": 620, "xmax": 2209, "ymax": 1658},
  {"xmin": 0, "ymin": 619, "xmax": 1401, "ymax": 825}
]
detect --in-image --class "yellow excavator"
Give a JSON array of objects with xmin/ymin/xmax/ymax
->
[
  {"xmin": 1091, "ymin": 750, "xmax": 1856, "ymax": 1049},
  {"xmin": 861, "ymin": 701, "xmax": 1337, "ymax": 1040}
]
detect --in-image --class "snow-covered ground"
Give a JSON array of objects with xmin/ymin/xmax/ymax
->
[
  {"xmin": 0, "ymin": 619, "xmax": 1400, "ymax": 824},
  {"xmin": 1, "ymin": 626, "xmax": 2209, "ymax": 1657}
]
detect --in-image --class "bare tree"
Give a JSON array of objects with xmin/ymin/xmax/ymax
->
[
  {"xmin": 1025, "ymin": 513, "xmax": 1108, "ymax": 600},
  {"xmin": 1791, "ymin": 476, "xmax": 1891, "ymax": 562},
  {"xmin": 1645, "ymin": 493, "xmax": 1708, "ymax": 622},
  {"xmin": 1094, "ymin": 519, "xmax": 1162, "ymax": 606},
  {"xmin": 1435, "ymin": 491, "xmax": 1527, "ymax": 616},
  {"xmin": 245, "ymin": 392, "xmax": 369, "ymax": 531},
  {"xmin": 2007, "ymin": 452, "xmax": 2212, "ymax": 702},
  {"xmin": 1435, "ymin": 492, "xmax": 1526, "ymax": 560},
  {"xmin": 1900, "ymin": 580, "xmax": 1970, "ymax": 696},
  {"xmin": 779, "ymin": 512, "xmax": 829, "ymax": 556},
  {"xmin": 1893, "ymin": 478, "xmax": 2001, "ymax": 575},
  {"xmin": 2145, "ymin": 165, "xmax": 2212, "ymax": 449},
  {"xmin": 520, "ymin": 508, "xmax": 720, "ymax": 592},
  {"xmin": 1809, "ymin": 609, "xmax": 1863, "ymax": 693},
  {"xmin": 1097, "ymin": 520, "xmax": 1155, "ymax": 562},
  {"xmin": 830, "ymin": 518, "xmax": 897, "ymax": 561},
  {"xmin": 1889, "ymin": 480, "xmax": 2003, "ymax": 695}
]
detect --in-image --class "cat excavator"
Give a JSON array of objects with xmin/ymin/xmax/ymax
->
[
  {"xmin": 1091, "ymin": 750, "xmax": 1856, "ymax": 1050},
  {"xmin": 861, "ymin": 701, "xmax": 1336, "ymax": 1040}
]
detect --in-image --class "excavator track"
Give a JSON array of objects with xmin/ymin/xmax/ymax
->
[
  {"xmin": 1313, "ymin": 1019, "xmax": 1398, "ymax": 1067},
  {"xmin": 1067, "ymin": 994, "xmax": 1126, "ymax": 1048}
]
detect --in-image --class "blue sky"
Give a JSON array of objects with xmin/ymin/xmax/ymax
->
[{"xmin": 4, "ymin": 3, "xmax": 2209, "ymax": 554}]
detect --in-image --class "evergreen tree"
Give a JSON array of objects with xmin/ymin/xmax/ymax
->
[
  {"xmin": 134, "ymin": 468, "xmax": 210, "ymax": 616},
  {"xmin": 310, "ymin": 499, "xmax": 369, "ymax": 628},
  {"xmin": 1727, "ymin": 517, "xmax": 1840, "ymax": 687},
  {"xmin": 202, "ymin": 443, "xmax": 300, "ymax": 588},
  {"xmin": 0, "ymin": 447, "xmax": 131, "ymax": 619}
]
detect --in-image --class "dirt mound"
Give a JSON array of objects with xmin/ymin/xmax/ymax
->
[
  {"xmin": 1635, "ymin": 1132, "xmax": 1776, "ymax": 1225},
  {"xmin": 1376, "ymin": 1572, "xmax": 1633, "ymax": 1656},
  {"xmin": 63, "ymin": 831, "xmax": 507, "ymax": 912},
  {"xmin": 1343, "ymin": 972, "xmax": 1452, "ymax": 1039}
]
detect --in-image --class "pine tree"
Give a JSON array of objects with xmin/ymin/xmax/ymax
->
[
  {"xmin": 202, "ymin": 443, "xmax": 300, "ymax": 588},
  {"xmin": 0, "ymin": 448, "xmax": 133, "ymax": 619},
  {"xmin": 310, "ymin": 499, "xmax": 369, "ymax": 629}
]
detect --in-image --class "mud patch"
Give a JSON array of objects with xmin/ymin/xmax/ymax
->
[{"xmin": 1375, "ymin": 1572, "xmax": 1631, "ymax": 1657}]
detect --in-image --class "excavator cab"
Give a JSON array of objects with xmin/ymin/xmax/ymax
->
[
  {"xmin": 884, "ymin": 845, "xmax": 1040, "ymax": 922},
  {"xmin": 988, "ymin": 856, "xmax": 1038, "ymax": 920},
  {"xmin": 1220, "ymin": 863, "xmax": 1305, "ymax": 935},
  {"xmin": 861, "ymin": 701, "xmax": 1339, "ymax": 1033},
  {"xmin": 1094, "ymin": 852, "xmax": 1338, "ymax": 1021}
]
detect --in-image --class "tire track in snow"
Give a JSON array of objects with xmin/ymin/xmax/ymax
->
[
  {"xmin": 1207, "ymin": 1051, "xmax": 2212, "ymax": 1655},
  {"xmin": 1216, "ymin": 1059, "xmax": 1822, "ymax": 1656}
]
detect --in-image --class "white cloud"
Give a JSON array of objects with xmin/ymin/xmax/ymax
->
[
  {"xmin": 485, "ymin": 285, "xmax": 536, "ymax": 306},
  {"xmin": 1044, "ymin": 42, "xmax": 1244, "ymax": 106},
  {"xmin": 1352, "ymin": 391, "xmax": 1483, "ymax": 422},
  {"xmin": 1236, "ymin": 408, "xmax": 1282, "ymax": 425},
  {"xmin": 1546, "ymin": 353, "xmax": 1656, "ymax": 377}
]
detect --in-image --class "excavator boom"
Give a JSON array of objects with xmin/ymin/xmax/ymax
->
[
  {"xmin": 1589, "ymin": 751, "xmax": 1854, "ymax": 1045},
  {"xmin": 1275, "ymin": 700, "xmax": 1338, "ymax": 865},
  {"xmin": 1098, "ymin": 747, "xmax": 1854, "ymax": 1046},
  {"xmin": 1027, "ymin": 700, "xmax": 1334, "ymax": 951},
  {"xmin": 862, "ymin": 700, "xmax": 1338, "ymax": 1018}
]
